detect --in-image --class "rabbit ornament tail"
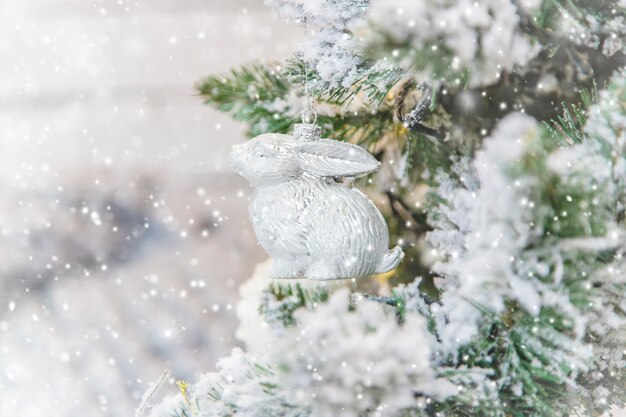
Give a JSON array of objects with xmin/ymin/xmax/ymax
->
[{"xmin": 375, "ymin": 246, "xmax": 405, "ymax": 274}]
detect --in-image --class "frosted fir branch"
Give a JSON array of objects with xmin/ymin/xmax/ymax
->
[
  {"xmin": 350, "ymin": 292, "xmax": 402, "ymax": 307},
  {"xmin": 580, "ymin": 325, "xmax": 626, "ymax": 413},
  {"xmin": 543, "ymin": 80, "xmax": 599, "ymax": 145},
  {"xmin": 259, "ymin": 281, "xmax": 329, "ymax": 329},
  {"xmin": 196, "ymin": 60, "xmax": 403, "ymax": 145},
  {"xmin": 265, "ymin": 0, "xmax": 374, "ymax": 90},
  {"xmin": 582, "ymin": 69, "xmax": 626, "ymax": 215},
  {"xmin": 270, "ymin": 289, "xmax": 458, "ymax": 417},
  {"xmin": 196, "ymin": 63, "xmax": 289, "ymax": 106},
  {"xmin": 420, "ymin": 72, "xmax": 626, "ymax": 415},
  {"xmin": 195, "ymin": 63, "xmax": 294, "ymax": 136},
  {"xmin": 426, "ymin": 106, "xmax": 625, "ymax": 350},
  {"xmin": 558, "ymin": 232, "xmax": 625, "ymax": 252},
  {"xmin": 365, "ymin": 0, "xmax": 541, "ymax": 87},
  {"xmin": 531, "ymin": 0, "xmax": 626, "ymax": 58},
  {"xmin": 264, "ymin": 0, "xmax": 368, "ymax": 29},
  {"xmin": 285, "ymin": 58, "xmax": 404, "ymax": 108},
  {"xmin": 326, "ymin": 63, "xmax": 404, "ymax": 108},
  {"xmin": 149, "ymin": 349, "xmax": 307, "ymax": 417},
  {"xmin": 428, "ymin": 113, "xmax": 543, "ymax": 353},
  {"xmin": 152, "ymin": 285, "xmax": 461, "ymax": 417}
]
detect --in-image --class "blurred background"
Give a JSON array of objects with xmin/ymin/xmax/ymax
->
[{"xmin": 0, "ymin": 1, "xmax": 297, "ymax": 416}]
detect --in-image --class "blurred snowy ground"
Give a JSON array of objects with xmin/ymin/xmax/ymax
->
[{"xmin": 0, "ymin": 1, "xmax": 297, "ymax": 416}]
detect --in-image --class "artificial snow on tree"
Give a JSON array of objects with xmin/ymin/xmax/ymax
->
[{"xmin": 145, "ymin": 0, "xmax": 625, "ymax": 416}]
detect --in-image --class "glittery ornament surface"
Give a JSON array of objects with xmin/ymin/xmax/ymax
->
[{"xmin": 229, "ymin": 123, "xmax": 404, "ymax": 280}]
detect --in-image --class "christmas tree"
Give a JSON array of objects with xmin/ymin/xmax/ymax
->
[{"xmin": 146, "ymin": 1, "xmax": 625, "ymax": 416}]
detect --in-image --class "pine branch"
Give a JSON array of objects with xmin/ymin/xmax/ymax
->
[
  {"xmin": 285, "ymin": 58, "xmax": 405, "ymax": 108},
  {"xmin": 196, "ymin": 63, "xmax": 294, "ymax": 136},
  {"xmin": 543, "ymin": 81, "xmax": 599, "ymax": 145},
  {"xmin": 197, "ymin": 63, "xmax": 289, "ymax": 108},
  {"xmin": 259, "ymin": 282, "xmax": 329, "ymax": 328}
]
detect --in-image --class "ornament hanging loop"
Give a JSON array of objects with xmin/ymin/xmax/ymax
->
[{"xmin": 302, "ymin": 109, "xmax": 317, "ymax": 125}]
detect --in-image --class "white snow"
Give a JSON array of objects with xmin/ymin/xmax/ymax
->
[
  {"xmin": 265, "ymin": 0, "xmax": 370, "ymax": 89},
  {"xmin": 366, "ymin": 0, "xmax": 541, "ymax": 87}
]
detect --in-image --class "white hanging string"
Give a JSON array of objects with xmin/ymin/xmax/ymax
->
[{"xmin": 302, "ymin": 16, "xmax": 317, "ymax": 124}]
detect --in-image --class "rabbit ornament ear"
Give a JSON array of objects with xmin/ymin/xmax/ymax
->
[{"xmin": 296, "ymin": 139, "xmax": 380, "ymax": 178}]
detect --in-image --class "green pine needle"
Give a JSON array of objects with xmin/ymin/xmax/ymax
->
[{"xmin": 543, "ymin": 80, "xmax": 598, "ymax": 145}]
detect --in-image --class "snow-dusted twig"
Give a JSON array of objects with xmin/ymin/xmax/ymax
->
[
  {"xmin": 350, "ymin": 292, "xmax": 400, "ymax": 307},
  {"xmin": 135, "ymin": 369, "xmax": 171, "ymax": 417},
  {"xmin": 559, "ymin": 233, "xmax": 625, "ymax": 252}
]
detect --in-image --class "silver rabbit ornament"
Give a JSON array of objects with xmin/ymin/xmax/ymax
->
[{"xmin": 229, "ymin": 123, "xmax": 404, "ymax": 280}]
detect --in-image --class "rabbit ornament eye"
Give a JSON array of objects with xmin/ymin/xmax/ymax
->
[{"xmin": 252, "ymin": 142, "xmax": 279, "ymax": 158}]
